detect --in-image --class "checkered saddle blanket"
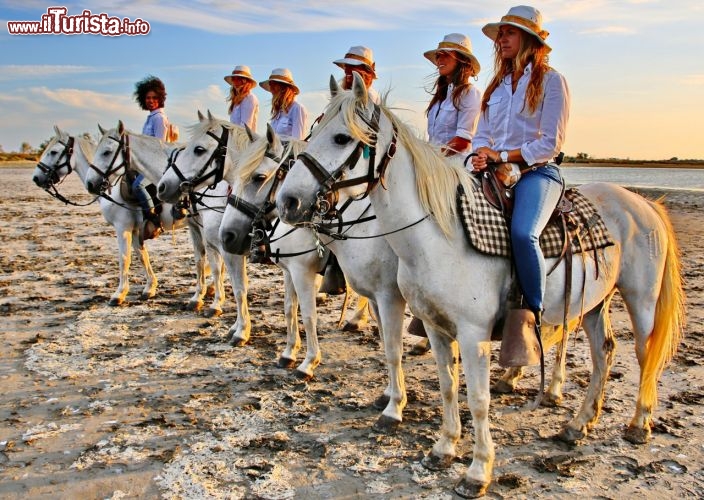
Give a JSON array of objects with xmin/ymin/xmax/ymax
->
[{"xmin": 456, "ymin": 182, "xmax": 614, "ymax": 258}]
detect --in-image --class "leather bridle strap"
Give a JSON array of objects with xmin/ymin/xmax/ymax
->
[
  {"xmin": 165, "ymin": 126, "xmax": 228, "ymax": 194},
  {"xmin": 37, "ymin": 136, "xmax": 75, "ymax": 182},
  {"xmin": 89, "ymin": 132, "xmax": 130, "ymax": 185}
]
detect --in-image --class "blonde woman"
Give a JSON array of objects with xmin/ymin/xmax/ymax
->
[
  {"xmin": 424, "ymin": 33, "xmax": 482, "ymax": 155},
  {"xmin": 471, "ymin": 5, "xmax": 571, "ymax": 330},
  {"xmin": 224, "ymin": 65, "xmax": 258, "ymax": 130},
  {"xmin": 259, "ymin": 68, "xmax": 308, "ymax": 140}
]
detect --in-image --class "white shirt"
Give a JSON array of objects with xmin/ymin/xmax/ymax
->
[
  {"xmin": 368, "ymin": 86, "xmax": 381, "ymax": 105},
  {"xmin": 427, "ymin": 83, "xmax": 482, "ymax": 145},
  {"xmin": 270, "ymin": 101, "xmax": 308, "ymax": 140},
  {"xmin": 229, "ymin": 93, "xmax": 259, "ymax": 131},
  {"xmin": 473, "ymin": 63, "xmax": 570, "ymax": 166}
]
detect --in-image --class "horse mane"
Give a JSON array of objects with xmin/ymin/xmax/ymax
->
[
  {"xmin": 235, "ymin": 136, "xmax": 308, "ymax": 196},
  {"xmin": 75, "ymin": 134, "xmax": 96, "ymax": 161},
  {"xmin": 315, "ymin": 90, "xmax": 475, "ymax": 237},
  {"xmin": 187, "ymin": 118, "xmax": 252, "ymax": 157}
]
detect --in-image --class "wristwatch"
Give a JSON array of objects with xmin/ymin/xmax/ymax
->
[{"xmin": 499, "ymin": 150, "xmax": 509, "ymax": 163}]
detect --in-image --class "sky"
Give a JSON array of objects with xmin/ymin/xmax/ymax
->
[{"xmin": 1, "ymin": 0, "xmax": 703, "ymax": 160}]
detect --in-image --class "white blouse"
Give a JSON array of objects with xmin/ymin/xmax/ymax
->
[
  {"xmin": 473, "ymin": 63, "xmax": 570, "ymax": 166},
  {"xmin": 270, "ymin": 101, "xmax": 308, "ymax": 140},
  {"xmin": 427, "ymin": 83, "xmax": 482, "ymax": 146},
  {"xmin": 229, "ymin": 93, "xmax": 259, "ymax": 131}
]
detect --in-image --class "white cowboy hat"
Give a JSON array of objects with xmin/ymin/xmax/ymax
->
[
  {"xmin": 224, "ymin": 65, "xmax": 256, "ymax": 85},
  {"xmin": 333, "ymin": 46, "xmax": 376, "ymax": 76},
  {"xmin": 259, "ymin": 68, "xmax": 300, "ymax": 94},
  {"xmin": 423, "ymin": 33, "xmax": 480, "ymax": 74},
  {"xmin": 482, "ymin": 5, "xmax": 552, "ymax": 53}
]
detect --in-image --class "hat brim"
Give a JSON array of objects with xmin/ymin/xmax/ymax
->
[
  {"xmin": 423, "ymin": 49, "xmax": 481, "ymax": 75},
  {"xmin": 333, "ymin": 58, "xmax": 375, "ymax": 75},
  {"xmin": 259, "ymin": 78, "xmax": 300, "ymax": 94},
  {"xmin": 482, "ymin": 22, "xmax": 552, "ymax": 52},
  {"xmin": 224, "ymin": 74, "xmax": 256, "ymax": 85}
]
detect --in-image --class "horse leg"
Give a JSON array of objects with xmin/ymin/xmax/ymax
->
[
  {"xmin": 293, "ymin": 269, "xmax": 321, "ymax": 380},
  {"xmin": 186, "ymin": 224, "xmax": 207, "ymax": 312},
  {"xmin": 557, "ymin": 297, "xmax": 616, "ymax": 443},
  {"xmin": 203, "ymin": 248, "xmax": 225, "ymax": 318},
  {"xmin": 343, "ymin": 294, "xmax": 371, "ymax": 331},
  {"xmin": 224, "ymin": 254, "xmax": 251, "ymax": 346},
  {"xmin": 421, "ymin": 329, "xmax": 462, "ymax": 472},
  {"xmin": 454, "ymin": 334, "xmax": 494, "ymax": 498},
  {"xmin": 133, "ymin": 228, "xmax": 158, "ymax": 300},
  {"xmin": 278, "ymin": 270, "xmax": 301, "ymax": 369},
  {"xmin": 542, "ymin": 322, "xmax": 576, "ymax": 407},
  {"xmin": 109, "ymin": 229, "xmax": 132, "ymax": 306},
  {"xmin": 371, "ymin": 295, "xmax": 407, "ymax": 433},
  {"xmin": 492, "ymin": 367, "xmax": 524, "ymax": 394}
]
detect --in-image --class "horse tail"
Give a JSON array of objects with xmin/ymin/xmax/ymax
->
[{"xmin": 640, "ymin": 199, "xmax": 686, "ymax": 411}]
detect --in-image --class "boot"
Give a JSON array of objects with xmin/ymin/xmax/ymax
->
[
  {"xmin": 407, "ymin": 316, "xmax": 427, "ymax": 337},
  {"xmin": 320, "ymin": 255, "xmax": 346, "ymax": 295},
  {"xmin": 141, "ymin": 208, "xmax": 163, "ymax": 241},
  {"xmin": 249, "ymin": 244, "xmax": 274, "ymax": 265},
  {"xmin": 498, "ymin": 308, "xmax": 541, "ymax": 367}
]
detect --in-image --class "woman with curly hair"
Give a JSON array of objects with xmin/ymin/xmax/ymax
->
[
  {"xmin": 259, "ymin": 68, "xmax": 307, "ymax": 140},
  {"xmin": 224, "ymin": 65, "xmax": 259, "ymax": 130},
  {"xmin": 132, "ymin": 75, "xmax": 170, "ymax": 240}
]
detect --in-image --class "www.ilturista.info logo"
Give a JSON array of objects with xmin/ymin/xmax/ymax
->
[{"xmin": 7, "ymin": 7, "xmax": 150, "ymax": 36}]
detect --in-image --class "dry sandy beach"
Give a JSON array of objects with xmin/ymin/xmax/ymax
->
[{"xmin": 1, "ymin": 163, "xmax": 703, "ymax": 499}]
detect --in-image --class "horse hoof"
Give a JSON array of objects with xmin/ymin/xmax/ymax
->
[
  {"xmin": 540, "ymin": 394, "xmax": 562, "ymax": 407},
  {"xmin": 277, "ymin": 357, "xmax": 296, "ymax": 369},
  {"xmin": 342, "ymin": 322, "xmax": 362, "ymax": 332},
  {"xmin": 140, "ymin": 292, "xmax": 155, "ymax": 301},
  {"xmin": 409, "ymin": 339, "xmax": 431, "ymax": 356},
  {"xmin": 186, "ymin": 301, "xmax": 203, "ymax": 312},
  {"xmin": 108, "ymin": 298, "xmax": 123, "ymax": 307},
  {"xmin": 556, "ymin": 425, "xmax": 586, "ymax": 444},
  {"xmin": 229, "ymin": 336, "xmax": 249, "ymax": 347},
  {"xmin": 454, "ymin": 477, "xmax": 489, "ymax": 498},
  {"xmin": 372, "ymin": 394, "xmax": 390, "ymax": 410},
  {"xmin": 203, "ymin": 308, "xmax": 222, "ymax": 318},
  {"xmin": 491, "ymin": 380, "xmax": 515, "ymax": 394},
  {"xmin": 294, "ymin": 369, "xmax": 313, "ymax": 382},
  {"xmin": 624, "ymin": 425, "xmax": 650, "ymax": 444},
  {"xmin": 421, "ymin": 452, "xmax": 454, "ymax": 471},
  {"xmin": 373, "ymin": 414, "xmax": 401, "ymax": 434}
]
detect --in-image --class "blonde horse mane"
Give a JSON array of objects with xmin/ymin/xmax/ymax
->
[
  {"xmin": 186, "ymin": 117, "xmax": 253, "ymax": 161},
  {"xmin": 235, "ymin": 136, "xmax": 307, "ymax": 196},
  {"xmin": 315, "ymin": 90, "xmax": 475, "ymax": 237}
]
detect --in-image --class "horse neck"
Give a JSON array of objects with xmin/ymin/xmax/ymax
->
[
  {"xmin": 128, "ymin": 133, "xmax": 167, "ymax": 184},
  {"xmin": 71, "ymin": 137, "xmax": 95, "ymax": 187}
]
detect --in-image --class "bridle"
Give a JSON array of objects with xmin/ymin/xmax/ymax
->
[
  {"xmin": 37, "ymin": 135, "xmax": 74, "ymax": 185},
  {"xmin": 163, "ymin": 125, "xmax": 228, "ymax": 197},
  {"xmin": 89, "ymin": 131, "xmax": 131, "ymax": 194},
  {"xmin": 295, "ymin": 103, "xmax": 397, "ymax": 218}
]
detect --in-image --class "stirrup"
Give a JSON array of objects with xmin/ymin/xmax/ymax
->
[{"xmin": 498, "ymin": 308, "xmax": 540, "ymax": 367}]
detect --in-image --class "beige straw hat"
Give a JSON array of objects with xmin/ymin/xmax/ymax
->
[
  {"xmin": 424, "ymin": 33, "xmax": 480, "ymax": 74},
  {"xmin": 224, "ymin": 65, "xmax": 256, "ymax": 85},
  {"xmin": 259, "ymin": 68, "xmax": 300, "ymax": 94},
  {"xmin": 482, "ymin": 5, "xmax": 551, "ymax": 53},
  {"xmin": 333, "ymin": 46, "xmax": 376, "ymax": 76}
]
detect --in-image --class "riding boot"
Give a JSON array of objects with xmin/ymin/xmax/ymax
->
[
  {"xmin": 498, "ymin": 308, "xmax": 541, "ymax": 367},
  {"xmin": 320, "ymin": 254, "xmax": 346, "ymax": 295},
  {"xmin": 141, "ymin": 208, "xmax": 163, "ymax": 241},
  {"xmin": 407, "ymin": 316, "xmax": 431, "ymax": 355}
]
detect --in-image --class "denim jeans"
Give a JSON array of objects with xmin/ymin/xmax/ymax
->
[
  {"xmin": 131, "ymin": 173, "xmax": 154, "ymax": 212},
  {"xmin": 510, "ymin": 165, "xmax": 563, "ymax": 312}
]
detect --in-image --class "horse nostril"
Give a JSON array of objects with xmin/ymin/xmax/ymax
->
[
  {"xmin": 282, "ymin": 196, "xmax": 300, "ymax": 213},
  {"xmin": 32, "ymin": 175, "xmax": 40, "ymax": 185},
  {"xmin": 157, "ymin": 183, "xmax": 165, "ymax": 194}
]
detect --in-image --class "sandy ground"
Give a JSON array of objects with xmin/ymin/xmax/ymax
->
[{"xmin": 1, "ymin": 163, "xmax": 703, "ymax": 499}]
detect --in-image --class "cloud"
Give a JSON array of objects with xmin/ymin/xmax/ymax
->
[
  {"xmin": 0, "ymin": 65, "xmax": 108, "ymax": 81},
  {"xmin": 578, "ymin": 26, "xmax": 636, "ymax": 35}
]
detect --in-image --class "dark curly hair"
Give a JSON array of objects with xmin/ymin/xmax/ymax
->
[{"xmin": 133, "ymin": 75, "xmax": 167, "ymax": 110}]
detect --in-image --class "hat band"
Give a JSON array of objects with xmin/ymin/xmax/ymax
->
[
  {"xmin": 501, "ymin": 14, "xmax": 549, "ymax": 40},
  {"xmin": 437, "ymin": 41, "xmax": 470, "ymax": 53},
  {"xmin": 230, "ymin": 71, "xmax": 251, "ymax": 78},
  {"xmin": 343, "ymin": 53, "xmax": 375, "ymax": 69},
  {"xmin": 269, "ymin": 74, "xmax": 294, "ymax": 84}
]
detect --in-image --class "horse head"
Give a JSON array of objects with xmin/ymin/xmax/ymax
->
[
  {"xmin": 277, "ymin": 73, "xmax": 391, "ymax": 224},
  {"xmin": 219, "ymin": 123, "xmax": 295, "ymax": 255},
  {"xmin": 85, "ymin": 121, "xmax": 128, "ymax": 195},
  {"xmin": 34, "ymin": 125, "xmax": 75, "ymax": 188},
  {"xmin": 157, "ymin": 110, "xmax": 255, "ymax": 204}
]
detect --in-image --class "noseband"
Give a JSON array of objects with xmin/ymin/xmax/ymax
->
[
  {"xmin": 89, "ymin": 132, "xmax": 131, "ymax": 193},
  {"xmin": 295, "ymin": 103, "xmax": 397, "ymax": 217},
  {"xmin": 37, "ymin": 136, "xmax": 75, "ymax": 185}
]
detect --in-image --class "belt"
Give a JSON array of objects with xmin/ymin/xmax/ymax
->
[{"xmin": 519, "ymin": 161, "xmax": 550, "ymax": 174}]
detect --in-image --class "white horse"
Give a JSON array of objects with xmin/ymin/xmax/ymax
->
[
  {"xmin": 218, "ymin": 125, "xmax": 411, "ymax": 426},
  {"xmin": 84, "ymin": 122, "xmax": 245, "ymax": 328},
  {"xmin": 275, "ymin": 76, "xmax": 685, "ymax": 497},
  {"xmin": 33, "ymin": 125, "xmax": 209, "ymax": 307}
]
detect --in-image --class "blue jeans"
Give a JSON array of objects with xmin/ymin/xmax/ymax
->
[
  {"xmin": 510, "ymin": 165, "xmax": 563, "ymax": 312},
  {"xmin": 132, "ymin": 173, "xmax": 154, "ymax": 212}
]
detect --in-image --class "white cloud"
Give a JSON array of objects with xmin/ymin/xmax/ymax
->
[
  {"xmin": 0, "ymin": 65, "xmax": 108, "ymax": 81},
  {"xmin": 578, "ymin": 26, "xmax": 636, "ymax": 35}
]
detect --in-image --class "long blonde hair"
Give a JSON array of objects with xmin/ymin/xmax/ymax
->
[
  {"xmin": 270, "ymin": 85, "xmax": 297, "ymax": 118},
  {"xmin": 227, "ymin": 80, "xmax": 256, "ymax": 114},
  {"xmin": 481, "ymin": 30, "xmax": 550, "ymax": 115},
  {"xmin": 426, "ymin": 52, "xmax": 477, "ymax": 115}
]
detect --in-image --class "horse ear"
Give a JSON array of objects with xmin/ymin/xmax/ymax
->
[
  {"xmin": 98, "ymin": 123, "xmax": 106, "ymax": 135},
  {"xmin": 329, "ymin": 75, "xmax": 341, "ymax": 97},
  {"xmin": 245, "ymin": 124, "xmax": 256, "ymax": 143},
  {"xmin": 118, "ymin": 120, "xmax": 125, "ymax": 135},
  {"xmin": 54, "ymin": 124, "xmax": 61, "ymax": 136},
  {"xmin": 207, "ymin": 110, "xmax": 214, "ymax": 123},
  {"xmin": 352, "ymin": 72, "xmax": 368, "ymax": 105},
  {"xmin": 197, "ymin": 109, "xmax": 205, "ymax": 122},
  {"xmin": 266, "ymin": 123, "xmax": 276, "ymax": 145}
]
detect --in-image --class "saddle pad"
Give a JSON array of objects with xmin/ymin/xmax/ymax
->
[{"xmin": 456, "ymin": 183, "xmax": 614, "ymax": 258}]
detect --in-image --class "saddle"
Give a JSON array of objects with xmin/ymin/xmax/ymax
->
[{"xmin": 120, "ymin": 173, "xmax": 162, "ymax": 216}]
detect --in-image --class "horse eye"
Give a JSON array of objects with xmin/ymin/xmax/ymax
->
[
  {"xmin": 194, "ymin": 146, "xmax": 206, "ymax": 155},
  {"xmin": 253, "ymin": 174, "xmax": 267, "ymax": 183},
  {"xmin": 102, "ymin": 149, "xmax": 112, "ymax": 157},
  {"xmin": 334, "ymin": 134, "xmax": 352, "ymax": 146}
]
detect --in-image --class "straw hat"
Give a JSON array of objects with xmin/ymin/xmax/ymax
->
[
  {"xmin": 259, "ymin": 68, "xmax": 300, "ymax": 94},
  {"xmin": 224, "ymin": 65, "xmax": 256, "ymax": 85},
  {"xmin": 424, "ymin": 33, "xmax": 480, "ymax": 74},
  {"xmin": 482, "ymin": 5, "xmax": 551, "ymax": 53},
  {"xmin": 333, "ymin": 46, "xmax": 376, "ymax": 76}
]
